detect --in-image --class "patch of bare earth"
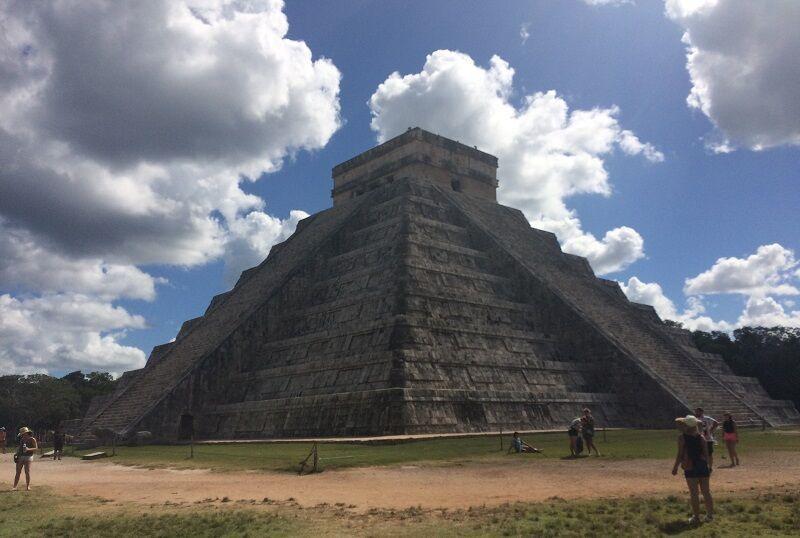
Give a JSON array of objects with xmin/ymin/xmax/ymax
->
[{"xmin": 5, "ymin": 452, "xmax": 799, "ymax": 511}]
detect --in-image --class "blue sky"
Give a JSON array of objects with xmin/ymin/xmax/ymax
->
[{"xmin": 1, "ymin": 0, "xmax": 798, "ymax": 376}]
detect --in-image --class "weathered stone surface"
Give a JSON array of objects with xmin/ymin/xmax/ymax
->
[{"xmin": 80, "ymin": 129, "xmax": 799, "ymax": 440}]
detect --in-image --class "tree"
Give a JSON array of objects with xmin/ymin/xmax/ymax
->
[
  {"xmin": 63, "ymin": 371, "xmax": 116, "ymax": 416},
  {"xmin": 0, "ymin": 375, "xmax": 80, "ymax": 432},
  {"xmin": 0, "ymin": 371, "xmax": 117, "ymax": 433},
  {"xmin": 691, "ymin": 326, "xmax": 800, "ymax": 409}
]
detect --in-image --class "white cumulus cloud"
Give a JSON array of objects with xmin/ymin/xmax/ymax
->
[
  {"xmin": 737, "ymin": 296, "xmax": 800, "ymax": 328},
  {"xmin": 0, "ymin": 0, "xmax": 341, "ymax": 374},
  {"xmin": 0, "ymin": 293, "xmax": 147, "ymax": 375},
  {"xmin": 683, "ymin": 244, "xmax": 798, "ymax": 297},
  {"xmin": 223, "ymin": 209, "xmax": 309, "ymax": 285},
  {"xmin": 622, "ymin": 243, "xmax": 800, "ymax": 331},
  {"xmin": 368, "ymin": 50, "xmax": 662, "ymax": 275},
  {"xmin": 619, "ymin": 276, "xmax": 731, "ymax": 331},
  {"xmin": 665, "ymin": 0, "xmax": 800, "ymax": 151}
]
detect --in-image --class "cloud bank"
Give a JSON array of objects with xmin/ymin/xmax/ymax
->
[
  {"xmin": 665, "ymin": 0, "xmax": 800, "ymax": 151},
  {"xmin": 0, "ymin": 0, "xmax": 341, "ymax": 374},
  {"xmin": 369, "ymin": 50, "xmax": 662, "ymax": 275},
  {"xmin": 621, "ymin": 243, "xmax": 800, "ymax": 330}
]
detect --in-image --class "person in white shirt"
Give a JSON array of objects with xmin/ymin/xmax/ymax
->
[{"xmin": 694, "ymin": 407, "xmax": 718, "ymax": 469}]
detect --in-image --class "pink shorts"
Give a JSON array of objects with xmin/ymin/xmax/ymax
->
[{"xmin": 723, "ymin": 432, "xmax": 738, "ymax": 442}]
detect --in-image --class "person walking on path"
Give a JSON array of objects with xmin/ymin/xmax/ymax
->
[
  {"xmin": 508, "ymin": 432, "xmax": 542, "ymax": 454},
  {"xmin": 0, "ymin": 427, "xmax": 6, "ymax": 454},
  {"xmin": 581, "ymin": 409, "xmax": 601, "ymax": 456},
  {"xmin": 694, "ymin": 408, "xmax": 718, "ymax": 470},
  {"xmin": 672, "ymin": 415, "xmax": 713, "ymax": 525},
  {"xmin": 722, "ymin": 413, "xmax": 740, "ymax": 467},
  {"xmin": 53, "ymin": 428, "xmax": 65, "ymax": 461},
  {"xmin": 13, "ymin": 427, "xmax": 38, "ymax": 491}
]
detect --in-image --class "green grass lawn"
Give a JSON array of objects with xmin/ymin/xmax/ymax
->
[
  {"xmin": 71, "ymin": 428, "xmax": 799, "ymax": 474},
  {"xmin": 1, "ymin": 486, "xmax": 798, "ymax": 536}
]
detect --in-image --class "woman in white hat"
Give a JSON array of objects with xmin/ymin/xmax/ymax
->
[
  {"xmin": 12, "ymin": 427, "xmax": 37, "ymax": 491},
  {"xmin": 671, "ymin": 415, "xmax": 713, "ymax": 524}
]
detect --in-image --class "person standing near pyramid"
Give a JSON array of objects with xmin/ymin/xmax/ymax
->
[
  {"xmin": 694, "ymin": 408, "xmax": 718, "ymax": 469},
  {"xmin": 12, "ymin": 427, "xmax": 37, "ymax": 491}
]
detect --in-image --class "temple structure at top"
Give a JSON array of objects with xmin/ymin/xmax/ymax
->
[{"xmin": 332, "ymin": 127, "xmax": 498, "ymax": 205}]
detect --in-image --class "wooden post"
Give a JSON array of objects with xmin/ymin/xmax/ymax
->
[
  {"xmin": 112, "ymin": 434, "xmax": 116, "ymax": 457},
  {"xmin": 312, "ymin": 442, "xmax": 319, "ymax": 473},
  {"xmin": 499, "ymin": 427, "xmax": 503, "ymax": 451},
  {"xmin": 189, "ymin": 434, "xmax": 194, "ymax": 459}
]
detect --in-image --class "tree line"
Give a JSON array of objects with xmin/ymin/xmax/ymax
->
[
  {"xmin": 0, "ymin": 371, "xmax": 116, "ymax": 433},
  {"xmin": 689, "ymin": 326, "xmax": 800, "ymax": 410}
]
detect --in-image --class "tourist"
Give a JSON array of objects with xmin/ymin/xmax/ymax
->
[
  {"xmin": 0, "ymin": 427, "xmax": 6, "ymax": 454},
  {"xmin": 581, "ymin": 408, "xmax": 601, "ymax": 456},
  {"xmin": 53, "ymin": 428, "xmax": 65, "ymax": 461},
  {"xmin": 12, "ymin": 427, "xmax": 38, "ymax": 491},
  {"xmin": 694, "ymin": 407, "xmax": 718, "ymax": 469},
  {"xmin": 568, "ymin": 417, "xmax": 582, "ymax": 456},
  {"xmin": 722, "ymin": 413, "xmax": 740, "ymax": 467},
  {"xmin": 508, "ymin": 431, "xmax": 542, "ymax": 454},
  {"xmin": 672, "ymin": 415, "xmax": 713, "ymax": 524}
]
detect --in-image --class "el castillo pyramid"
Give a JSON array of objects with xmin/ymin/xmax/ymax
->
[{"xmin": 79, "ymin": 128, "xmax": 799, "ymax": 440}]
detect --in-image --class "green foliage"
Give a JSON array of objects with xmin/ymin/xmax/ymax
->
[
  {"xmin": 0, "ymin": 371, "xmax": 116, "ymax": 432},
  {"xmin": 692, "ymin": 326, "xmax": 800, "ymax": 408},
  {"xmin": 38, "ymin": 510, "xmax": 297, "ymax": 537},
  {"xmin": 452, "ymin": 490, "xmax": 800, "ymax": 537},
  {"xmin": 62, "ymin": 370, "xmax": 116, "ymax": 414}
]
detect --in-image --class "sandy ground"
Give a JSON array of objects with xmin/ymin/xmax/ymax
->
[{"xmin": 3, "ymin": 452, "xmax": 799, "ymax": 510}]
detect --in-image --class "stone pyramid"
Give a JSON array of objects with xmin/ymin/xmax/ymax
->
[{"xmin": 80, "ymin": 128, "xmax": 799, "ymax": 440}]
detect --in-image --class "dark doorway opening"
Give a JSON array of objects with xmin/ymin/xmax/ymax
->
[{"xmin": 178, "ymin": 413, "xmax": 194, "ymax": 440}]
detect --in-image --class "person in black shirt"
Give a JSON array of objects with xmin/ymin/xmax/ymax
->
[{"xmin": 672, "ymin": 415, "xmax": 714, "ymax": 524}]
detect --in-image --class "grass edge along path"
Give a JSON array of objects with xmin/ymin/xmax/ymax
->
[
  {"xmin": 1, "ymin": 485, "xmax": 798, "ymax": 536},
  {"xmin": 71, "ymin": 428, "xmax": 799, "ymax": 474}
]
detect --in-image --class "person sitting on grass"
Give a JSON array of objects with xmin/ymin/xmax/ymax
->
[
  {"xmin": 672, "ymin": 415, "xmax": 713, "ymax": 525},
  {"xmin": 508, "ymin": 432, "xmax": 542, "ymax": 454}
]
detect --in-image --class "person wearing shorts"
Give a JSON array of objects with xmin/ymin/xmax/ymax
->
[
  {"xmin": 672, "ymin": 415, "xmax": 713, "ymax": 524},
  {"xmin": 13, "ymin": 427, "xmax": 38, "ymax": 491},
  {"xmin": 722, "ymin": 413, "xmax": 739, "ymax": 466}
]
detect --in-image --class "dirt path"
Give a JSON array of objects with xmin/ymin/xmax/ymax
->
[{"xmin": 4, "ymin": 452, "xmax": 799, "ymax": 510}]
